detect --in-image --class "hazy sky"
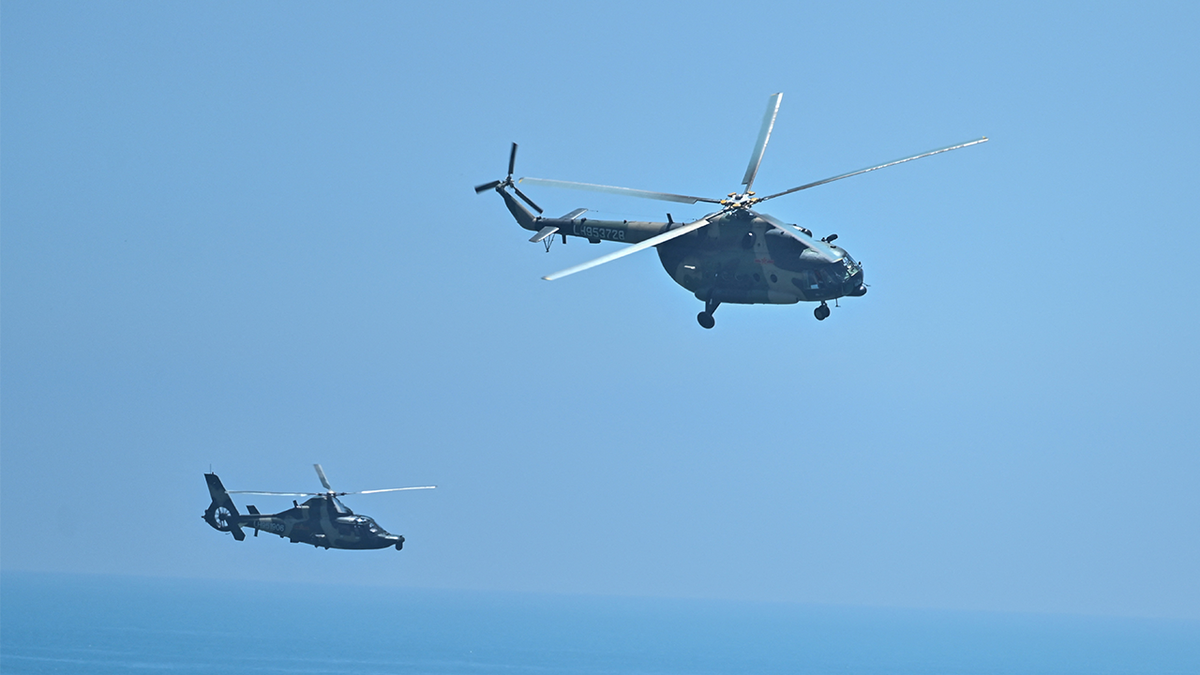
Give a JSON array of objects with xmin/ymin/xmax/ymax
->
[{"xmin": 3, "ymin": 2, "xmax": 1197, "ymax": 619}]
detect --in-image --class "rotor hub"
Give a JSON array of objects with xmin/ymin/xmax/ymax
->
[{"xmin": 719, "ymin": 192, "xmax": 760, "ymax": 210}]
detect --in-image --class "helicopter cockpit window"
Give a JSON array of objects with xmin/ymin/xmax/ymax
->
[{"xmin": 843, "ymin": 255, "xmax": 860, "ymax": 278}]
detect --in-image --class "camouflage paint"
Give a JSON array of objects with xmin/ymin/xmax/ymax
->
[
  {"xmin": 202, "ymin": 474, "xmax": 406, "ymax": 551},
  {"xmin": 500, "ymin": 192, "xmax": 866, "ymax": 306}
]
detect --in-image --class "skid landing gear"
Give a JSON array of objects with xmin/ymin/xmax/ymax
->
[
  {"xmin": 814, "ymin": 302, "xmax": 831, "ymax": 321},
  {"xmin": 697, "ymin": 297, "xmax": 721, "ymax": 329}
]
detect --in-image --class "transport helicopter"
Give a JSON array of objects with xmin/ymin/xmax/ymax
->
[
  {"xmin": 202, "ymin": 464, "xmax": 435, "ymax": 551},
  {"xmin": 475, "ymin": 93, "xmax": 986, "ymax": 328}
]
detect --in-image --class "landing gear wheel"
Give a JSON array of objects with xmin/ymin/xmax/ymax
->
[{"xmin": 814, "ymin": 302, "xmax": 831, "ymax": 321}]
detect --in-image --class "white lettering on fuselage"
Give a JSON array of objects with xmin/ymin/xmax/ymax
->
[
  {"xmin": 254, "ymin": 520, "xmax": 286, "ymax": 534},
  {"xmin": 573, "ymin": 223, "xmax": 626, "ymax": 241}
]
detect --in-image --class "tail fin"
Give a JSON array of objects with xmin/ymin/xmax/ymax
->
[
  {"xmin": 500, "ymin": 188, "xmax": 539, "ymax": 231},
  {"xmin": 202, "ymin": 473, "xmax": 246, "ymax": 541}
]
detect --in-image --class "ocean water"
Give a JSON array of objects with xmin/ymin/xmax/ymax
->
[{"xmin": 1, "ymin": 573, "xmax": 1196, "ymax": 674}]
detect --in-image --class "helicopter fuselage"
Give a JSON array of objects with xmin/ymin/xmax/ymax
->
[
  {"xmin": 500, "ymin": 189, "xmax": 866, "ymax": 306},
  {"xmin": 237, "ymin": 496, "xmax": 404, "ymax": 550},
  {"xmin": 481, "ymin": 95, "xmax": 983, "ymax": 327},
  {"xmin": 203, "ymin": 473, "xmax": 408, "ymax": 551}
]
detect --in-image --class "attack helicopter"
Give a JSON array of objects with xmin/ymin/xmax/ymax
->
[
  {"xmin": 202, "ymin": 464, "xmax": 435, "ymax": 551},
  {"xmin": 475, "ymin": 93, "xmax": 986, "ymax": 328}
]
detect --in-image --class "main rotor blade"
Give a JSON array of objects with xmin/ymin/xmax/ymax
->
[
  {"xmin": 314, "ymin": 464, "xmax": 332, "ymax": 491},
  {"xmin": 742, "ymin": 92, "xmax": 783, "ymax": 192},
  {"xmin": 543, "ymin": 217, "xmax": 713, "ymax": 281},
  {"xmin": 346, "ymin": 486, "xmax": 438, "ymax": 495},
  {"xmin": 228, "ymin": 490, "xmax": 317, "ymax": 497},
  {"xmin": 508, "ymin": 142, "xmax": 518, "ymax": 177},
  {"xmin": 758, "ymin": 213, "xmax": 842, "ymax": 263},
  {"xmin": 474, "ymin": 180, "xmax": 502, "ymax": 194},
  {"xmin": 759, "ymin": 137, "xmax": 988, "ymax": 203},
  {"xmin": 519, "ymin": 177, "xmax": 722, "ymax": 205}
]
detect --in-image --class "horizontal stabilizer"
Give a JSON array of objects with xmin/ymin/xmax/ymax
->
[
  {"xmin": 530, "ymin": 226, "xmax": 559, "ymax": 243},
  {"xmin": 559, "ymin": 208, "xmax": 587, "ymax": 220}
]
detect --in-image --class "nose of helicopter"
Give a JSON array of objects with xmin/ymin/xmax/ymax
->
[
  {"xmin": 845, "ymin": 267, "xmax": 867, "ymax": 296},
  {"xmin": 392, "ymin": 535, "xmax": 405, "ymax": 551}
]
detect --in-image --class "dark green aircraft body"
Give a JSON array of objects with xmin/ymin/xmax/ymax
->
[
  {"xmin": 477, "ymin": 93, "xmax": 984, "ymax": 327},
  {"xmin": 496, "ymin": 187, "xmax": 866, "ymax": 308},
  {"xmin": 202, "ymin": 465, "xmax": 435, "ymax": 552}
]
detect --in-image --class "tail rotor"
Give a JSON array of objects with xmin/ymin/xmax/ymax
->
[{"xmin": 475, "ymin": 142, "xmax": 544, "ymax": 214}]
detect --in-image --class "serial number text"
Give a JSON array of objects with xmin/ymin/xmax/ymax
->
[{"xmin": 573, "ymin": 224, "xmax": 627, "ymax": 241}]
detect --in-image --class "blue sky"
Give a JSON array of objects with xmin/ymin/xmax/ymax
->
[{"xmin": 3, "ymin": 2, "xmax": 1198, "ymax": 619}]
